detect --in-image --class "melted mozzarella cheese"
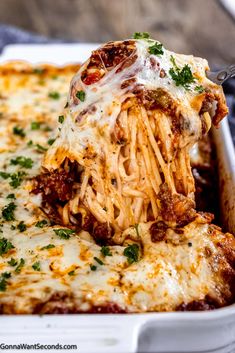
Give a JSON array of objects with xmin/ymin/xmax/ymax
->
[
  {"xmin": 0, "ymin": 61, "xmax": 233, "ymax": 314},
  {"xmin": 44, "ymin": 39, "xmax": 216, "ymax": 170}
]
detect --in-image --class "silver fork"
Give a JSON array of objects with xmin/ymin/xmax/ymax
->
[{"xmin": 206, "ymin": 64, "xmax": 235, "ymax": 85}]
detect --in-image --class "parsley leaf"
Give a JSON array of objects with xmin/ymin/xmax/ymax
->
[
  {"xmin": 47, "ymin": 138, "xmax": 55, "ymax": 146},
  {"xmin": 6, "ymin": 194, "xmax": 16, "ymax": 199},
  {"xmin": 41, "ymin": 244, "xmax": 55, "ymax": 250},
  {"xmin": 53, "ymin": 228, "xmax": 75, "ymax": 239},
  {"xmin": 94, "ymin": 257, "xmax": 104, "ymax": 265},
  {"xmin": 9, "ymin": 171, "xmax": 26, "ymax": 188},
  {"xmin": 0, "ymin": 237, "xmax": 14, "ymax": 256},
  {"xmin": 2, "ymin": 272, "xmax": 11, "ymax": 279},
  {"xmin": 13, "ymin": 126, "xmax": 25, "ymax": 138},
  {"xmin": 10, "ymin": 156, "xmax": 33, "ymax": 169},
  {"xmin": 33, "ymin": 68, "xmax": 45, "ymax": 75},
  {"xmin": 35, "ymin": 144, "xmax": 47, "ymax": 152},
  {"xmin": 58, "ymin": 115, "xmax": 64, "ymax": 124},
  {"xmin": 0, "ymin": 277, "xmax": 7, "ymax": 291},
  {"xmin": 195, "ymin": 85, "xmax": 205, "ymax": 93},
  {"xmin": 133, "ymin": 223, "xmax": 140, "ymax": 237},
  {"xmin": 15, "ymin": 258, "xmax": 25, "ymax": 273},
  {"xmin": 76, "ymin": 91, "xmax": 86, "ymax": 102},
  {"xmin": 2, "ymin": 202, "xmax": 16, "ymax": 221},
  {"xmin": 123, "ymin": 244, "xmax": 139, "ymax": 264},
  {"xmin": 90, "ymin": 264, "xmax": 97, "ymax": 271},
  {"xmin": 31, "ymin": 121, "xmax": 41, "ymax": 130},
  {"xmin": 35, "ymin": 220, "xmax": 48, "ymax": 228},
  {"xmin": 101, "ymin": 246, "xmax": 112, "ymax": 257},
  {"xmin": 148, "ymin": 42, "xmax": 164, "ymax": 56},
  {"xmin": 133, "ymin": 32, "xmax": 150, "ymax": 39},
  {"xmin": 0, "ymin": 172, "xmax": 10, "ymax": 179},
  {"xmin": 17, "ymin": 221, "xmax": 26, "ymax": 232},
  {"xmin": 169, "ymin": 57, "xmax": 195, "ymax": 89},
  {"xmin": 68, "ymin": 270, "xmax": 75, "ymax": 276},
  {"xmin": 32, "ymin": 261, "xmax": 40, "ymax": 271},
  {"xmin": 7, "ymin": 258, "xmax": 18, "ymax": 266},
  {"xmin": 48, "ymin": 91, "xmax": 60, "ymax": 99}
]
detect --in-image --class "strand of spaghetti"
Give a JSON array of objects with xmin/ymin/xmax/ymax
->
[
  {"xmin": 69, "ymin": 192, "xmax": 80, "ymax": 214},
  {"xmin": 138, "ymin": 118, "xmax": 161, "ymax": 196},
  {"xmin": 85, "ymin": 186, "xmax": 109, "ymax": 223},
  {"xmin": 132, "ymin": 197, "xmax": 143, "ymax": 221},
  {"xmin": 154, "ymin": 111, "xmax": 173, "ymax": 162},
  {"xmin": 80, "ymin": 172, "xmax": 90, "ymax": 199},
  {"xmin": 128, "ymin": 105, "xmax": 139, "ymax": 176},
  {"xmin": 136, "ymin": 125, "xmax": 159, "ymax": 219},
  {"xmin": 122, "ymin": 186, "xmax": 146, "ymax": 197},
  {"xmin": 141, "ymin": 107, "xmax": 175, "ymax": 192},
  {"xmin": 147, "ymin": 140, "xmax": 162, "ymax": 187},
  {"xmin": 62, "ymin": 203, "xmax": 70, "ymax": 225}
]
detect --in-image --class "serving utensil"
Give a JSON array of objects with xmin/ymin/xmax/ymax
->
[{"xmin": 206, "ymin": 65, "xmax": 235, "ymax": 85}]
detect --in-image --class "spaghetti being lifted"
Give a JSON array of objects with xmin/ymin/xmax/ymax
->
[{"xmin": 34, "ymin": 35, "xmax": 228, "ymax": 243}]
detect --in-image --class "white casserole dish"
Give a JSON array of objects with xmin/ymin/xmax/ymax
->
[{"xmin": 0, "ymin": 44, "xmax": 234, "ymax": 353}]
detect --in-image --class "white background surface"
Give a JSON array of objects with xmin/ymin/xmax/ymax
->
[{"xmin": 0, "ymin": 43, "xmax": 99, "ymax": 65}]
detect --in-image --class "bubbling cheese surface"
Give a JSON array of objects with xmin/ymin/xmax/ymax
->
[{"xmin": 0, "ymin": 53, "xmax": 233, "ymax": 315}]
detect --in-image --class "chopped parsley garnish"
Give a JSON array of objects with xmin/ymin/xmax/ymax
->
[
  {"xmin": 15, "ymin": 258, "xmax": 25, "ymax": 273},
  {"xmin": 47, "ymin": 138, "xmax": 56, "ymax": 146},
  {"xmin": 41, "ymin": 244, "xmax": 55, "ymax": 250},
  {"xmin": 148, "ymin": 42, "xmax": 164, "ymax": 56},
  {"xmin": 90, "ymin": 264, "xmax": 97, "ymax": 271},
  {"xmin": 123, "ymin": 244, "xmax": 139, "ymax": 264},
  {"xmin": 13, "ymin": 126, "xmax": 25, "ymax": 138},
  {"xmin": 35, "ymin": 144, "xmax": 47, "ymax": 152},
  {"xmin": 195, "ymin": 85, "xmax": 205, "ymax": 93},
  {"xmin": 11, "ymin": 225, "xmax": 16, "ymax": 230},
  {"xmin": 32, "ymin": 261, "xmax": 40, "ymax": 271},
  {"xmin": 133, "ymin": 32, "xmax": 150, "ymax": 39},
  {"xmin": 53, "ymin": 228, "xmax": 75, "ymax": 239},
  {"xmin": 188, "ymin": 242, "xmax": 193, "ymax": 247},
  {"xmin": 2, "ymin": 272, "xmax": 11, "ymax": 279},
  {"xmin": 0, "ymin": 237, "xmax": 14, "ymax": 256},
  {"xmin": 0, "ymin": 269, "xmax": 11, "ymax": 291},
  {"xmin": 0, "ymin": 277, "xmax": 7, "ymax": 291},
  {"xmin": 44, "ymin": 125, "xmax": 53, "ymax": 132},
  {"xmin": 17, "ymin": 221, "xmax": 26, "ymax": 232},
  {"xmin": 101, "ymin": 246, "xmax": 112, "ymax": 257},
  {"xmin": 68, "ymin": 270, "xmax": 75, "ymax": 276},
  {"xmin": 35, "ymin": 220, "xmax": 48, "ymax": 228},
  {"xmin": 31, "ymin": 121, "xmax": 41, "ymax": 130},
  {"xmin": 2, "ymin": 202, "xmax": 16, "ymax": 221},
  {"xmin": 58, "ymin": 115, "xmax": 64, "ymax": 124},
  {"xmin": 133, "ymin": 223, "xmax": 140, "ymax": 237},
  {"xmin": 48, "ymin": 91, "xmax": 60, "ymax": 99},
  {"xmin": 10, "ymin": 156, "xmax": 33, "ymax": 169},
  {"xmin": 169, "ymin": 56, "xmax": 195, "ymax": 89},
  {"xmin": 7, "ymin": 258, "xmax": 18, "ymax": 266},
  {"xmin": 26, "ymin": 140, "xmax": 47, "ymax": 152},
  {"xmin": 94, "ymin": 257, "xmax": 104, "ymax": 265},
  {"xmin": 9, "ymin": 171, "xmax": 26, "ymax": 188},
  {"xmin": 6, "ymin": 194, "xmax": 15, "ymax": 200},
  {"xmin": 33, "ymin": 68, "xmax": 45, "ymax": 75},
  {"xmin": 76, "ymin": 90, "xmax": 86, "ymax": 102},
  {"xmin": 0, "ymin": 171, "xmax": 10, "ymax": 179}
]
